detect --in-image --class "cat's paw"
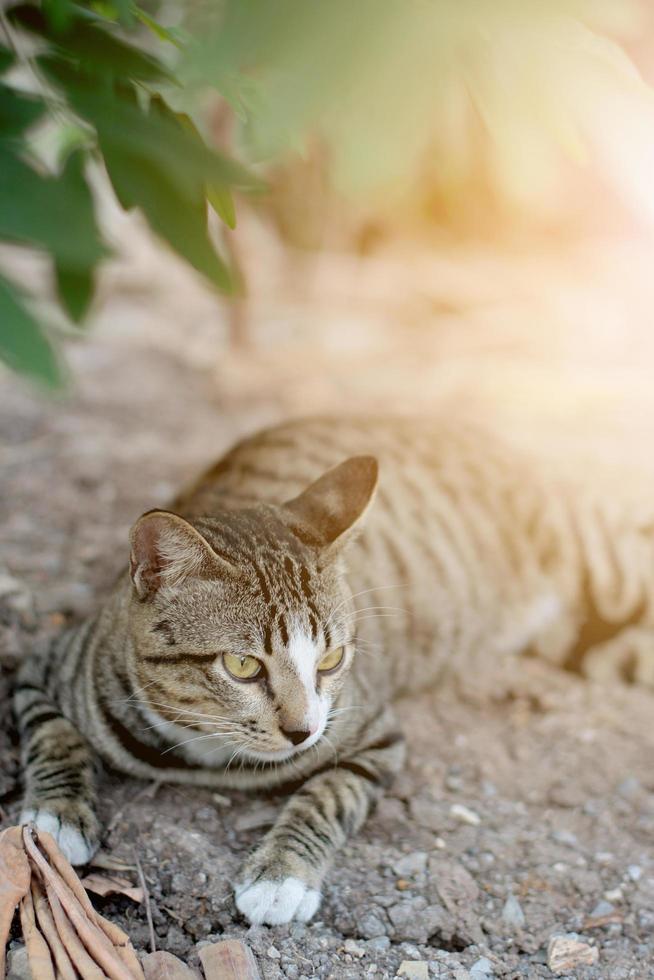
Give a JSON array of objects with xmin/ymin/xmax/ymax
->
[
  {"xmin": 20, "ymin": 805, "xmax": 99, "ymax": 866},
  {"xmin": 235, "ymin": 876, "xmax": 321, "ymax": 926}
]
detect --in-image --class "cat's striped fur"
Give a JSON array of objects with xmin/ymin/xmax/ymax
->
[{"xmin": 14, "ymin": 417, "xmax": 654, "ymax": 923}]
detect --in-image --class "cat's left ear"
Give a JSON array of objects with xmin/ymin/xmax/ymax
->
[
  {"xmin": 284, "ymin": 455, "xmax": 378, "ymax": 556},
  {"xmin": 129, "ymin": 509, "xmax": 236, "ymax": 600}
]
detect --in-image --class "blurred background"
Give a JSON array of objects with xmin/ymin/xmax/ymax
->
[{"xmin": 4, "ymin": 0, "xmax": 654, "ymax": 541}]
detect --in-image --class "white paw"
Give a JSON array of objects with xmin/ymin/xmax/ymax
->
[
  {"xmin": 235, "ymin": 876, "xmax": 321, "ymax": 925},
  {"xmin": 21, "ymin": 809, "xmax": 96, "ymax": 866}
]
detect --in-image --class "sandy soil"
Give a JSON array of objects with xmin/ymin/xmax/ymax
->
[{"xmin": 2, "ymin": 225, "xmax": 654, "ymax": 979}]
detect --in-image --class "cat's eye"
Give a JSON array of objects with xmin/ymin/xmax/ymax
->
[
  {"xmin": 317, "ymin": 646, "xmax": 345, "ymax": 674},
  {"xmin": 222, "ymin": 653, "xmax": 263, "ymax": 681}
]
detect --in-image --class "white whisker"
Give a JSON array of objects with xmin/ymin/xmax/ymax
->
[
  {"xmin": 321, "ymin": 732, "xmax": 339, "ymax": 765},
  {"xmin": 347, "ymin": 613, "xmax": 403, "ymax": 624},
  {"xmin": 109, "ymin": 679, "xmax": 161, "ymax": 705},
  {"xmin": 327, "ymin": 705, "xmax": 362, "ymax": 717},
  {"xmin": 136, "ymin": 701, "xmax": 236, "ymax": 721},
  {"xmin": 347, "ymin": 605, "xmax": 408, "ymax": 618},
  {"xmin": 161, "ymin": 730, "xmax": 244, "ymax": 755},
  {"xmin": 325, "ymin": 584, "xmax": 408, "ymax": 627}
]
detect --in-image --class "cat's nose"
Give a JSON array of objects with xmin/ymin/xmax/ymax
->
[{"xmin": 280, "ymin": 727, "xmax": 312, "ymax": 746}]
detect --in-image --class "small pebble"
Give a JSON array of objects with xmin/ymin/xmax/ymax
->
[
  {"xmin": 470, "ymin": 957, "xmax": 494, "ymax": 978},
  {"xmin": 450, "ymin": 804, "xmax": 481, "ymax": 826},
  {"xmin": 590, "ymin": 900, "xmax": 615, "ymax": 918},
  {"xmin": 0, "ymin": 571, "xmax": 23, "ymax": 598},
  {"xmin": 343, "ymin": 939, "xmax": 365, "ymax": 958},
  {"xmin": 547, "ymin": 934, "xmax": 598, "ymax": 975},
  {"xmin": 551, "ymin": 829, "xmax": 578, "ymax": 847},
  {"xmin": 501, "ymin": 893, "xmax": 526, "ymax": 929},
  {"xmin": 617, "ymin": 776, "xmax": 641, "ymax": 799},
  {"xmin": 396, "ymin": 962, "xmax": 429, "ymax": 980},
  {"xmin": 604, "ymin": 886, "xmax": 623, "ymax": 903},
  {"xmin": 627, "ymin": 864, "xmax": 643, "ymax": 882},
  {"xmin": 393, "ymin": 851, "xmax": 428, "ymax": 877},
  {"xmin": 6, "ymin": 945, "xmax": 30, "ymax": 980},
  {"xmin": 267, "ymin": 945, "xmax": 281, "ymax": 960},
  {"xmin": 359, "ymin": 912, "xmax": 388, "ymax": 939}
]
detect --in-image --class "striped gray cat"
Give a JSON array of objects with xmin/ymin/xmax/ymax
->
[{"xmin": 14, "ymin": 417, "xmax": 654, "ymax": 925}]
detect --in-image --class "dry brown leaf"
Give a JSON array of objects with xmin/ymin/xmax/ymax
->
[
  {"xmin": 80, "ymin": 873, "xmax": 144, "ymax": 904},
  {"xmin": 2, "ymin": 826, "xmax": 144, "ymax": 980},
  {"xmin": 89, "ymin": 852, "xmax": 137, "ymax": 873},
  {"xmin": 198, "ymin": 940, "xmax": 261, "ymax": 980},
  {"xmin": 92, "ymin": 913, "xmax": 145, "ymax": 978},
  {"xmin": 23, "ymin": 828, "xmax": 137, "ymax": 980},
  {"xmin": 43, "ymin": 880, "xmax": 106, "ymax": 980},
  {"xmin": 142, "ymin": 951, "xmax": 198, "ymax": 980},
  {"xmin": 31, "ymin": 879, "xmax": 77, "ymax": 980},
  {"xmin": 35, "ymin": 831, "xmax": 101, "ymax": 920},
  {"xmin": 34, "ymin": 833, "xmax": 143, "ymax": 976},
  {"xmin": 18, "ymin": 887, "xmax": 55, "ymax": 980},
  {"xmin": 0, "ymin": 827, "xmax": 31, "ymax": 980}
]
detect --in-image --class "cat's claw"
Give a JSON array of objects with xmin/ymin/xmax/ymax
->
[
  {"xmin": 20, "ymin": 808, "xmax": 97, "ymax": 866},
  {"xmin": 235, "ymin": 876, "xmax": 321, "ymax": 925}
]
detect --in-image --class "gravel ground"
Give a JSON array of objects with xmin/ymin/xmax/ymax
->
[{"xmin": 2, "ymin": 233, "xmax": 654, "ymax": 979}]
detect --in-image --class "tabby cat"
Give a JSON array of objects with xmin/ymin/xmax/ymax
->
[{"xmin": 14, "ymin": 417, "xmax": 654, "ymax": 925}]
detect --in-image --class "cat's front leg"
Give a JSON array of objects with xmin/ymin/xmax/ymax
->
[
  {"xmin": 15, "ymin": 683, "xmax": 100, "ymax": 865},
  {"xmin": 234, "ymin": 710, "xmax": 406, "ymax": 925}
]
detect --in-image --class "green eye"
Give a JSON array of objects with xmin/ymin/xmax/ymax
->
[
  {"xmin": 317, "ymin": 646, "xmax": 345, "ymax": 673},
  {"xmin": 223, "ymin": 653, "xmax": 262, "ymax": 681}
]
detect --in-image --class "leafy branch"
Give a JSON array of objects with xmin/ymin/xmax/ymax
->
[{"xmin": 0, "ymin": 1, "xmax": 259, "ymax": 388}]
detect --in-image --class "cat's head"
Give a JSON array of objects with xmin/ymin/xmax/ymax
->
[{"xmin": 126, "ymin": 456, "xmax": 378, "ymax": 764}]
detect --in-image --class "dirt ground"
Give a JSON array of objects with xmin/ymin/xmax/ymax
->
[{"xmin": 2, "ymin": 221, "xmax": 654, "ymax": 979}]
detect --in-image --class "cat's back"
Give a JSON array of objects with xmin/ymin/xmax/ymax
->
[
  {"xmin": 177, "ymin": 417, "xmax": 552, "ymax": 690},
  {"xmin": 176, "ymin": 415, "xmax": 531, "ymax": 514},
  {"xmin": 174, "ymin": 416, "xmax": 654, "ymax": 689}
]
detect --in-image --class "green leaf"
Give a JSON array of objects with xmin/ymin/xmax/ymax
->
[
  {"xmin": 206, "ymin": 183, "xmax": 236, "ymax": 229},
  {"xmin": 9, "ymin": 3, "xmax": 172, "ymax": 83},
  {"xmin": 42, "ymin": 0, "xmax": 76, "ymax": 32},
  {"xmin": 56, "ymin": 262, "xmax": 95, "ymax": 321},
  {"xmin": 39, "ymin": 58, "xmax": 264, "ymax": 199},
  {"xmin": 102, "ymin": 142, "xmax": 233, "ymax": 292},
  {"xmin": 0, "ymin": 146, "xmax": 108, "ymax": 270},
  {"xmin": 135, "ymin": 7, "xmax": 184, "ymax": 48},
  {"xmin": 0, "ymin": 83, "xmax": 46, "ymax": 138},
  {"xmin": 0, "ymin": 274, "xmax": 64, "ymax": 388},
  {"xmin": 170, "ymin": 106, "xmax": 237, "ymax": 230},
  {"xmin": 109, "ymin": 0, "xmax": 136, "ymax": 25},
  {"xmin": 88, "ymin": 0, "xmax": 135, "ymax": 25},
  {"xmin": 0, "ymin": 45, "xmax": 15, "ymax": 74}
]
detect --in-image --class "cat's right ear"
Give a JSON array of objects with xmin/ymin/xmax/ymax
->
[
  {"xmin": 284, "ymin": 455, "xmax": 378, "ymax": 556},
  {"xmin": 129, "ymin": 510, "xmax": 233, "ymax": 600}
]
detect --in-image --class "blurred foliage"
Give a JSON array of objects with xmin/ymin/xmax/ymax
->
[
  {"xmin": 184, "ymin": 0, "xmax": 654, "ymax": 231},
  {"xmin": 0, "ymin": 0, "xmax": 259, "ymax": 388},
  {"xmin": 3, "ymin": 0, "xmax": 654, "ymax": 387}
]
